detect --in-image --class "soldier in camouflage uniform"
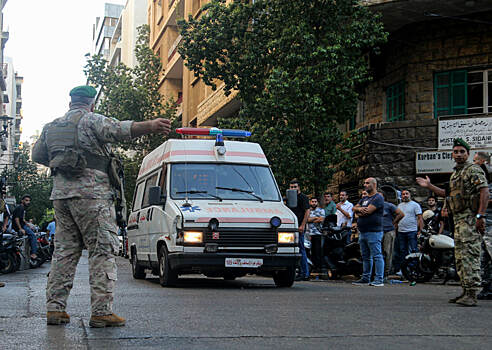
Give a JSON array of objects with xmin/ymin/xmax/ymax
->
[
  {"xmin": 472, "ymin": 151, "xmax": 492, "ymax": 300},
  {"xmin": 32, "ymin": 86, "xmax": 171, "ymax": 326},
  {"xmin": 417, "ymin": 138, "xmax": 489, "ymax": 306}
]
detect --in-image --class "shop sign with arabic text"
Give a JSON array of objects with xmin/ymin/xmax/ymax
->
[{"xmin": 438, "ymin": 117, "xmax": 492, "ymax": 149}]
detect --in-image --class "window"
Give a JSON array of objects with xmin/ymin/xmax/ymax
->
[
  {"xmin": 132, "ymin": 181, "xmax": 145, "ymax": 211},
  {"xmin": 141, "ymin": 173, "xmax": 159, "ymax": 208},
  {"xmin": 170, "ymin": 163, "xmax": 281, "ymax": 201},
  {"xmin": 386, "ymin": 81, "xmax": 405, "ymax": 122},
  {"xmin": 434, "ymin": 69, "xmax": 492, "ymax": 118}
]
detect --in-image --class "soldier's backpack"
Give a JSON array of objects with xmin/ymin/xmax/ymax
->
[{"xmin": 44, "ymin": 110, "xmax": 109, "ymax": 176}]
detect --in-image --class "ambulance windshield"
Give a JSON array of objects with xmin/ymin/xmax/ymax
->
[{"xmin": 170, "ymin": 163, "xmax": 281, "ymax": 201}]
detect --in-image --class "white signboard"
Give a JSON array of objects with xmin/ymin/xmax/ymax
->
[
  {"xmin": 416, "ymin": 149, "xmax": 491, "ymax": 174},
  {"xmin": 439, "ymin": 117, "xmax": 492, "ymax": 149}
]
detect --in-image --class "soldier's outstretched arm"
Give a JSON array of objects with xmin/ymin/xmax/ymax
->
[
  {"xmin": 131, "ymin": 118, "xmax": 171, "ymax": 138},
  {"xmin": 416, "ymin": 176, "xmax": 445, "ymax": 197}
]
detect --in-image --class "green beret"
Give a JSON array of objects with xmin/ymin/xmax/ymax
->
[
  {"xmin": 69, "ymin": 85, "xmax": 97, "ymax": 98},
  {"xmin": 453, "ymin": 137, "xmax": 470, "ymax": 151}
]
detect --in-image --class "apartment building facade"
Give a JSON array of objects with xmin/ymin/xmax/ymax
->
[
  {"xmin": 109, "ymin": 0, "xmax": 147, "ymax": 68},
  {"xmin": 148, "ymin": 0, "xmax": 239, "ymax": 125}
]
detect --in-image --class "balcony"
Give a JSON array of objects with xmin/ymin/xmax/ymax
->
[{"xmin": 196, "ymin": 84, "xmax": 240, "ymax": 126}]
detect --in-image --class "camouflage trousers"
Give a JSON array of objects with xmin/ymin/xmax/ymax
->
[
  {"xmin": 454, "ymin": 215, "xmax": 482, "ymax": 292},
  {"xmin": 46, "ymin": 198, "xmax": 120, "ymax": 316},
  {"xmin": 481, "ymin": 227, "xmax": 492, "ymax": 289}
]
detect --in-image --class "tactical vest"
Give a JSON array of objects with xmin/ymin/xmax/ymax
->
[
  {"xmin": 45, "ymin": 110, "xmax": 109, "ymax": 176},
  {"xmin": 447, "ymin": 163, "xmax": 480, "ymax": 214}
]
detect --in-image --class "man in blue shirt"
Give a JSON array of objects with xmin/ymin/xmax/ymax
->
[
  {"xmin": 352, "ymin": 178, "xmax": 385, "ymax": 286},
  {"xmin": 47, "ymin": 219, "xmax": 56, "ymax": 242}
]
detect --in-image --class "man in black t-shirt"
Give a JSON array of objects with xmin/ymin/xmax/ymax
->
[
  {"xmin": 287, "ymin": 179, "xmax": 310, "ymax": 280},
  {"xmin": 12, "ymin": 195, "xmax": 38, "ymax": 259},
  {"xmin": 352, "ymin": 178, "xmax": 385, "ymax": 286}
]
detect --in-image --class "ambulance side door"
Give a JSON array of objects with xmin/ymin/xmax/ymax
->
[
  {"xmin": 138, "ymin": 172, "xmax": 160, "ymax": 258},
  {"xmin": 128, "ymin": 181, "xmax": 145, "ymax": 261}
]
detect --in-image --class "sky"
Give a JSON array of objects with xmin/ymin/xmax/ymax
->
[{"xmin": 3, "ymin": 0, "xmax": 127, "ymax": 142}]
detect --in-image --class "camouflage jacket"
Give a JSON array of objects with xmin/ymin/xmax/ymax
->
[
  {"xmin": 33, "ymin": 106, "xmax": 133, "ymax": 200},
  {"xmin": 448, "ymin": 161, "xmax": 488, "ymax": 219}
]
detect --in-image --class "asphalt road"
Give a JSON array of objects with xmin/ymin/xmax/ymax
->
[{"xmin": 0, "ymin": 252, "xmax": 491, "ymax": 350}]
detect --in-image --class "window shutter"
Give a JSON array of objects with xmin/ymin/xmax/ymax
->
[{"xmin": 434, "ymin": 70, "xmax": 467, "ymax": 118}]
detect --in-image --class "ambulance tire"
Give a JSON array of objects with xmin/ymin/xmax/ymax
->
[
  {"xmin": 158, "ymin": 245, "xmax": 178, "ymax": 287},
  {"xmin": 131, "ymin": 250, "xmax": 146, "ymax": 280},
  {"xmin": 273, "ymin": 267, "xmax": 295, "ymax": 287}
]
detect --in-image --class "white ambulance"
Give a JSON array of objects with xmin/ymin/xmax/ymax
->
[{"xmin": 127, "ymin": 128, "xmax": 300, "ymax": 287}]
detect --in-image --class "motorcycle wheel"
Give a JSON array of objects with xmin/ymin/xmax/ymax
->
[
  {"xmin": 402, "ymin": 256, "xmax": 433, "ymax": 283},
  {"xmin": 0, "ymin": 253, "xmax": 16, "ymax": 274}
]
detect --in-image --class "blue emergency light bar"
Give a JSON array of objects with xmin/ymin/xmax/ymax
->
[{"xmin": 176, "ymin": 127, "xmax": 251, "ymax": 138}]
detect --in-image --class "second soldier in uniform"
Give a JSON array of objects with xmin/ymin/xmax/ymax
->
[{"xmin": 417, "ymin": 138, "xmax": 489, "ymax": 306}]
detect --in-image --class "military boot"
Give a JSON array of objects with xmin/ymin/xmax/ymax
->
[
  {"xmin": 47, "ymin": 311, "xmax": 70, "ymax": 325},
  {"xmin": 456, "ymin": 290, "xmax": 478, "ymax": 307},
  {"xmin": 448, "ymin": 288, "xmax": 465, "ymax": 303},
  {"xmin": 89, "ymin": 313, "xmax": 126, "ymax": 328}
]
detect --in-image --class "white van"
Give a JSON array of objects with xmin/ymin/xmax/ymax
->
[{"xmin": 127, "ymin": 130, "xmax": 300, "ymax": 287}]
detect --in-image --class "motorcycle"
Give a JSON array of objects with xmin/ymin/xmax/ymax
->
[
  {"xmin": 0, "ymin": 232, "xmax": 23, "ymax": 274},
  {"xmin": 35, "ymin": 232, "xmax": 52, "ymax": 264},
  {"xmin": 401, "ymin": 224, "xmax": 457, "ymax": 283},
  {"xmin": 322, "ymin": 224, "xmax": 362, "ymax": 279}
]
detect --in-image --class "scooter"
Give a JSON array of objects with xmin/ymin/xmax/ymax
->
[
  {"xmin": 322, "ymin": 224, "xmax": 362, "ymax": 278},
  {"xmin": 401, "ymin": 224, "xmax": 457, "ymax": 283}
]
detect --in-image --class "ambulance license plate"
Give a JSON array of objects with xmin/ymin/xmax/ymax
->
[{"xmin": 225, "ymin": 258, "xmax": 263, "ymax": 268}]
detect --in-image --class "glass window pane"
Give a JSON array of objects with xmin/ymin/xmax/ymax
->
[
  {"xmin": 488, "ymin": 70, "xmax": 491, "ymax": 82},
  {"xmin": 467, "ymin": 84, "xmax": 483, "ymax": 109},
  {"xmin": 437, "ymin": 74, "xmax": 449, "ymax": 86},
  {"xmin": 452, "ymin": 85, "xmax": 466, "ymax": 107},
  {"xmin": 453, "ymin": 71, "xmax": 466, "ymax": 84},
  {"xmin": 468, "ymin": 71, "xmax": 483, "ymax": 84},
  {"xmin": 437, "ymin": 87, "xmax": 449, "ymax": 109}
]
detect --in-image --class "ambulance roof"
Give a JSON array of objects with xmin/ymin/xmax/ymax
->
[{"xmin": 138, "ymin": 139, "xmax": 269, "ymax": 177}]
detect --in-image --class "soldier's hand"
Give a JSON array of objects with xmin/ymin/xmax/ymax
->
[
  {"xmin": 476, "ymin": 217, "xmax": 485, "ymax": 234},
  {"xmin": 151, "ymin": 118, "xmax": 172, "ymax": 135},
  {"xmin": 416, "ymin": 176, "xmax": 431, "ymax": 188}
]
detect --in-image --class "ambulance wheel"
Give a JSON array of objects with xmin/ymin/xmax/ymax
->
[
  {"xmin": 158, "ymin": 245, "xmax": 178, "ymax": 287},
  {"xmin": 273, "ymin": 267, "xmax": 295, "ymax": 287},
  {"xmin": 131, "ymin": 251, "xmax": 146, "ymax": 280}
]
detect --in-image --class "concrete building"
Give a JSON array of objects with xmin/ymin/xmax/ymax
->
[
  {"xmin": 328, "ymin": 0, "xmax": 492, "ymax": 203},
  {"xmin": 93, "ymin": 3, "xmax": 125, "ymax": 59},
  {"xmin": 148, "ymin": 0, "xmax": 240, "ymax": 125},
  {"xmin": 109, "ymin": 0, "xmax": 147, "ymax": 68},
  {"xmin": 0, "ymin": 56, "xmax": 22, "ymax": 172}
]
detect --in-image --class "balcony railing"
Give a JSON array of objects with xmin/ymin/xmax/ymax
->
[{"xmin": 168, "ymin": 35, "xmax": 182, "ymax": 61}]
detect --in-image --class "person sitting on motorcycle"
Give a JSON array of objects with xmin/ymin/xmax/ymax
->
[{"xmin": 12, "ymin": 195, "xmax": 38, "ymax": 260}]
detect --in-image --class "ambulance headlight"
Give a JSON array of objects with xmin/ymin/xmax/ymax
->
[
  {"xmin": 278, "ymin": 232, "xmax": 296, "ymax": 244},
  {"xmin": 183, "ymin": 231, "xmax": 203, "ymax": 244}
]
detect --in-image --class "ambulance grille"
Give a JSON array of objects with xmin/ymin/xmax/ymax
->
[{"xmin": 205, "ymin": 231, "xmax": 277, "ymax": 246}]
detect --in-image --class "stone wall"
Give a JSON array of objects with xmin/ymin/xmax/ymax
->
[{"xmin": 359, "ymin": 11, "xmax": 492, "ymax": 129}]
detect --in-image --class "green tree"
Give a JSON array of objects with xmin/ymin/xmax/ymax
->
[
  {"xmin": 178, "ymin": 0, "xmax": 387, "ymax": 195},
  {"xmin": 84, "ymin": 24, "xmax": 180, "ymax": 206},
  {"xmin": 1, "ymin": 148, "xmax": 53, "ymax": 224}
]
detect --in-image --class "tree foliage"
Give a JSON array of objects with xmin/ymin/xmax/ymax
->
[
  {"xmin": 178, "ymin": 0, "xmax": 387, "ymax": 195},
  {"xmin": 1, "ymin": 147, "xmax": 53, "ymax": 224},
  {"xmin": 84, "ymin": 24, "xmax": 180, "ymax": 206}
]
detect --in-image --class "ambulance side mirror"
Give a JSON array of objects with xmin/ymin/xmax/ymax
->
[
  {"xmin": 286, "ymin": 189, "xmax": 297, "ymax": 208},
  {"xmin": 149, "ymin": 186, "xmax": 166, "ymax": 206}
]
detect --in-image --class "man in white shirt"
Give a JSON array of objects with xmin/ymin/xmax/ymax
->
[
  {"xmin": 336, "ymin": 191, "xmax": 353, "ymax": 228},
  {"xmin": 393, "ymin": 189, "xmax": 423, "ymax": 273}
]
